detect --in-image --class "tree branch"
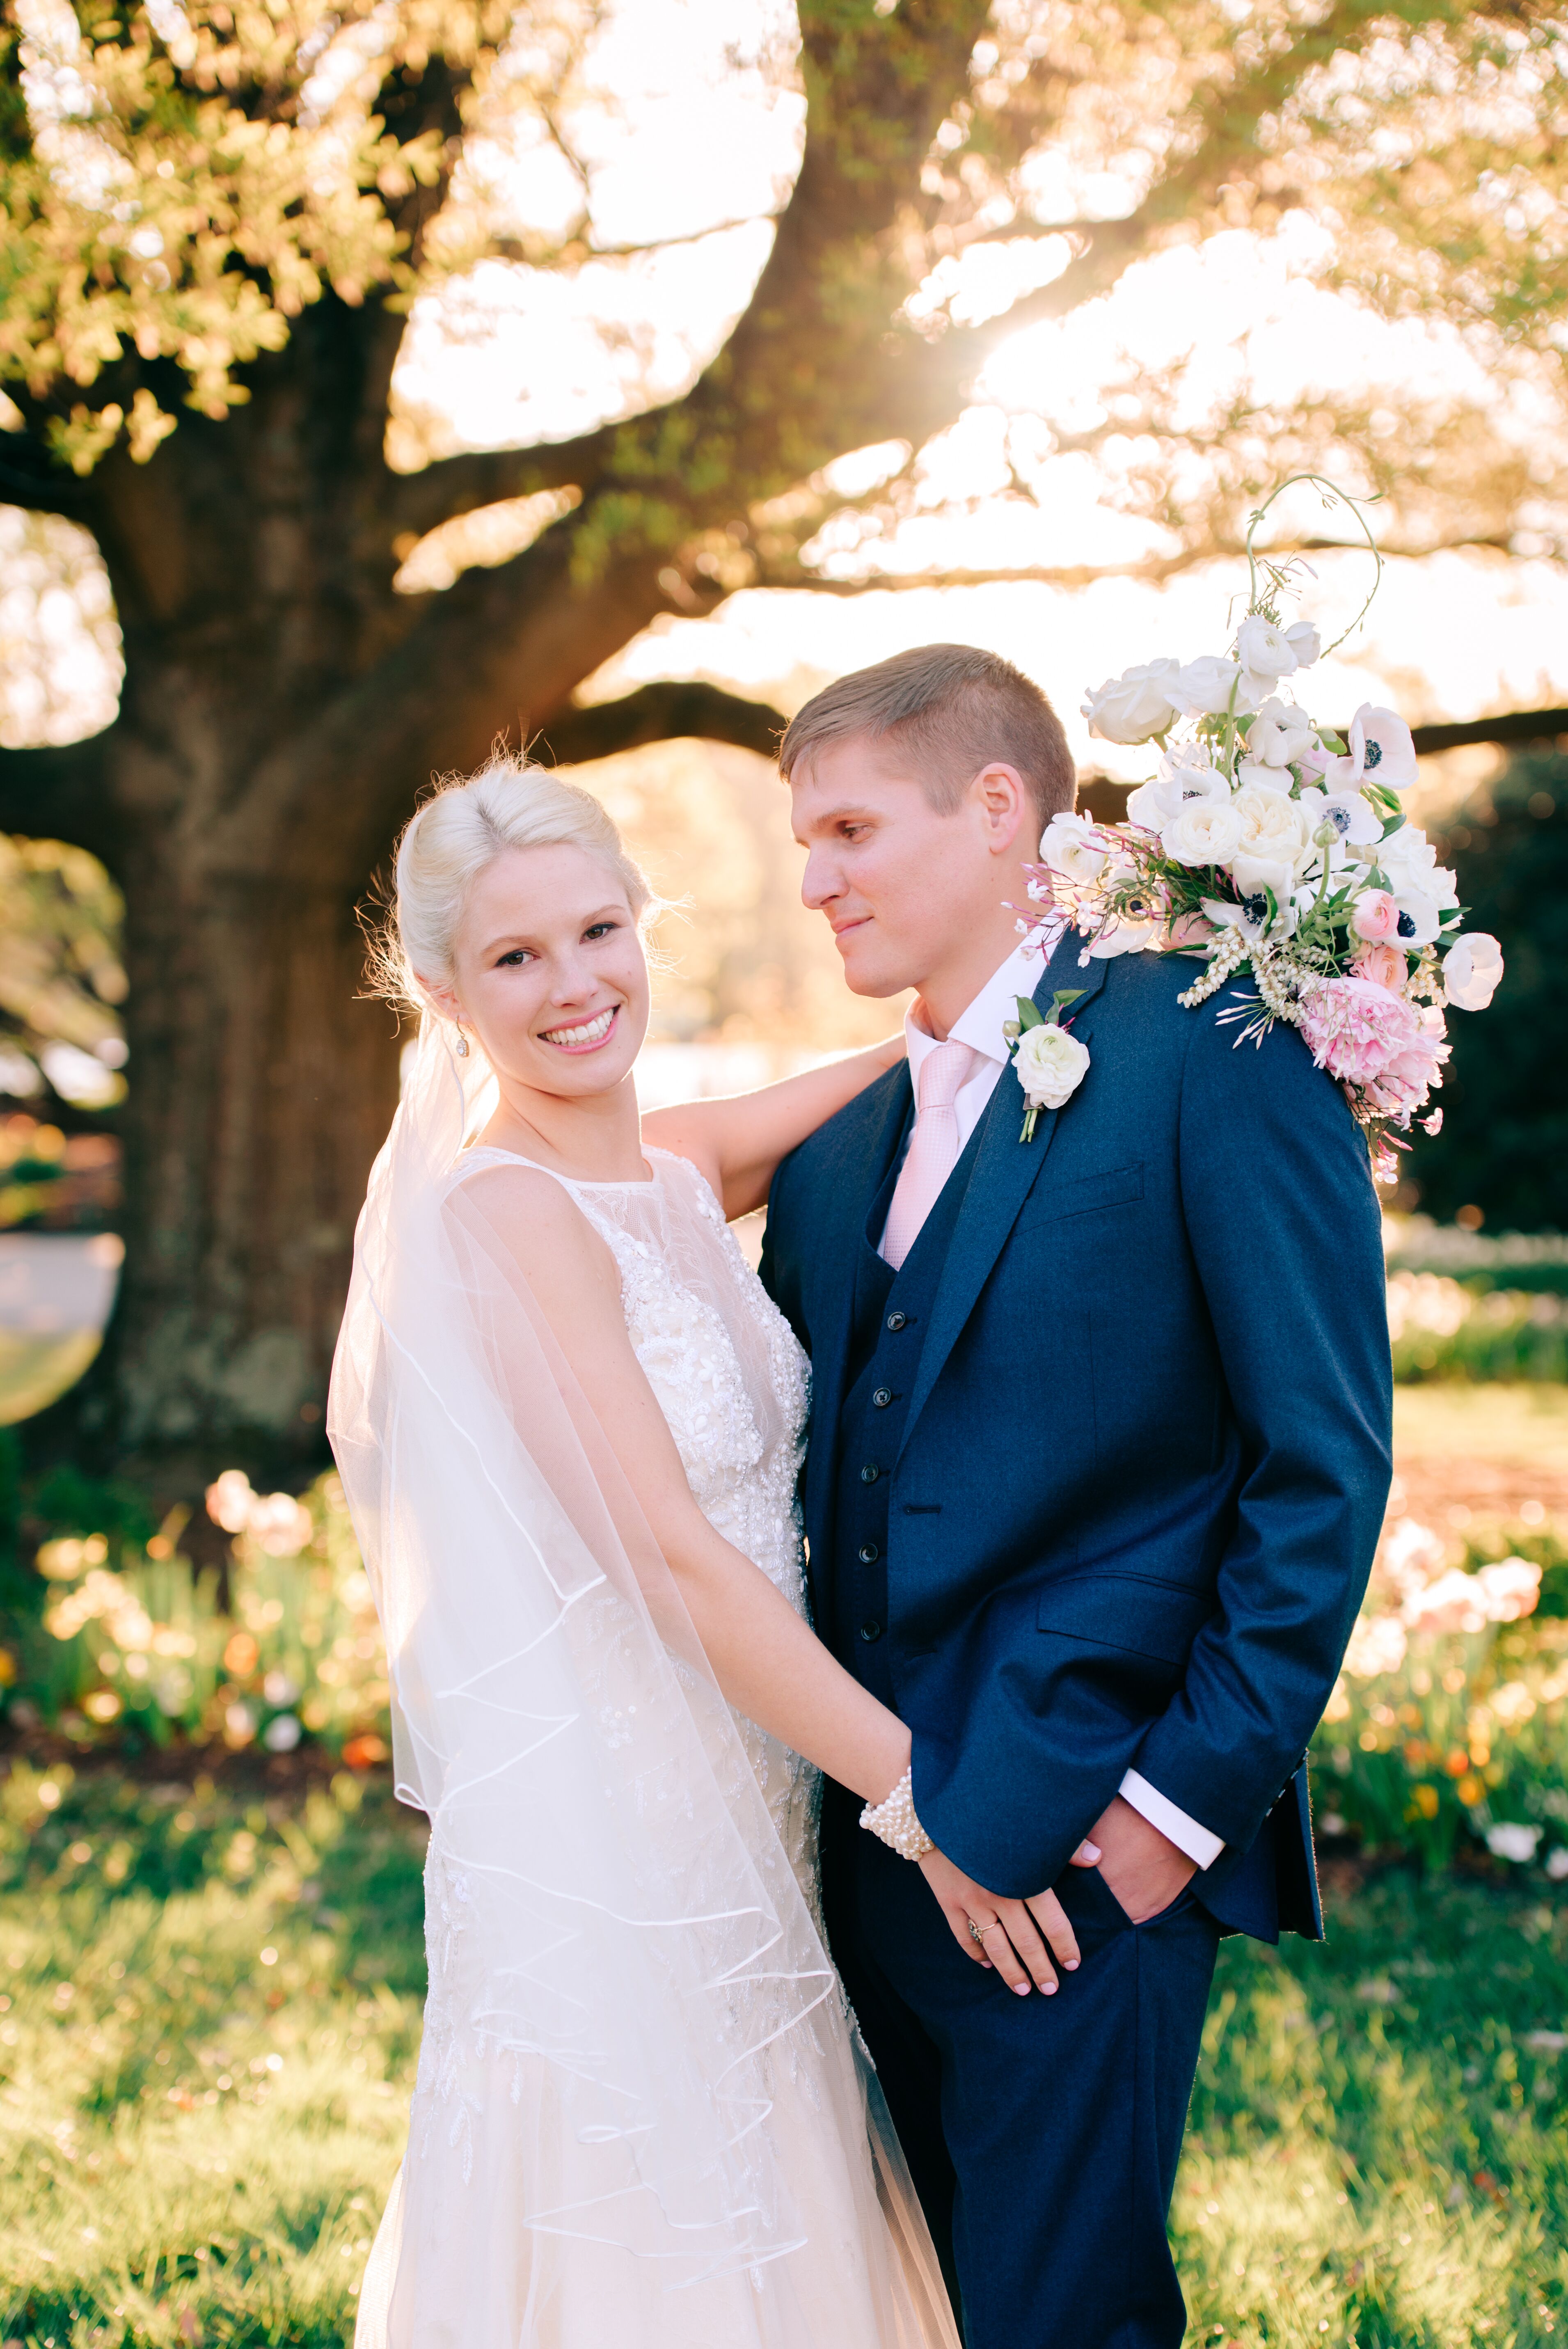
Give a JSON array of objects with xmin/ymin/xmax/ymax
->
[
  {"xmin": 1408, "ymin": 710, "xmax": 1568, "ymax": 756},
  {"xmin": 383, "ymin": 432, "xmax": 603, "ymax": 543},
  {"xmin": 534, "ymin": 682, "xmax": 787, "ymax": 767}
]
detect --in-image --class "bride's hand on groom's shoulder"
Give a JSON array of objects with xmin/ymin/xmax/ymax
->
[{"xmin": 916, "ymin": 1839, "xmax": 1101, "ymax": 1998}]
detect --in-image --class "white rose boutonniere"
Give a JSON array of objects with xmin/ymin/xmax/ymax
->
[{"xmin": 1005, "ymin": 990, "xmax": 1089, "ymax": 1142}]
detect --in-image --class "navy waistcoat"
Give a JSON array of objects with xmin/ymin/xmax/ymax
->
[{"xmin": 829, "ymin": 1102, "xmax": 976, "ymax": 1707}]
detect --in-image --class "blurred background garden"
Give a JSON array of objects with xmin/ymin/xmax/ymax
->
[{"xmin": 5, "ymin": 0, "xmax": 1568, "ymax": 2341}]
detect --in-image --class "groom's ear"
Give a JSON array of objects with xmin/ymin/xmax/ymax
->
[{"xmin": 971, "ymin": 762, "xmax": 1033, "ymax": 856}]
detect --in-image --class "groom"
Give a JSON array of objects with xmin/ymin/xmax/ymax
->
[{"xmin": 760, "ymin": 644, "xmax": 1392, "ymax": 2347}]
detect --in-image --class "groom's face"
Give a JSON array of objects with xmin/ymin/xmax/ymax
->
[{"xmin": 790, "ymin": 733, "xmax": 1021, "ymax": 1000}]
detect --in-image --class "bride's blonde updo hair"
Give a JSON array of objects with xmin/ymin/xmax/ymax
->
[{"xmin": 383, "ymin": 750, "xmax": 654, "ymax": 1016}]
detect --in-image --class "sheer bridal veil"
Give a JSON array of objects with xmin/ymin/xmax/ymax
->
[{"xmin": 328, "ymin": 1024, "xmax": 956, "ymax": 2348}]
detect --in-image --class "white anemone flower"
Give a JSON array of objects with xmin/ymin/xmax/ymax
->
[
  {"xmin": 1347, "ymin": 703, "xmax": 1419, "ymax": 792},
  {"xmin": 1085, "ymin": 914, "xmax": 1158, "ymax": 959},
  {"xmin": 1126, "ymin": 760, "xmax": 1229, "ymax": 830},
  {"xmin": 1229, "ymin": 852, "xmax": 1301, "ymax": 913},
  {"xmin": 1203, "ymin": 884, "xmax": 1298, "ymax": 943},
  {"xmin": 1389, "ymin": 890, "xmax": 1445, "ymax": 947},
  {"xmin": 1298, "ymin": 786, "xmax": 1383, "ymax": 853}
]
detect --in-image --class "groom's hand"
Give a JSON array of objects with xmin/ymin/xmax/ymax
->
[{"xmin": 1086, "ymin": 1794, "xmax": 1197, "ymax": 1924}]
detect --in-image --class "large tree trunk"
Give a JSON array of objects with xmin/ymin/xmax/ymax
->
[{"xmin": 108, "ymin": 837, "xmax": 400, "ymax": 1475}]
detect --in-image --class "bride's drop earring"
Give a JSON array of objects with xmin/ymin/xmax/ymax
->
[{"xmin": 454, "ymin": 1021, "xmax": 470, "ymax": 1059}]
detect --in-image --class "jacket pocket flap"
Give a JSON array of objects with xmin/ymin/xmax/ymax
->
[
  {"xmin": 1035, "ymin": 1573, "xmax": 1215, "ymax": 1665},
  {"xmin": 1025, "ymin": 1161, "xmax": 1144, "ymax": 1224}
]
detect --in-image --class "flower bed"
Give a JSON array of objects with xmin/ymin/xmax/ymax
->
[
  {"xmin": 3, "ymin": 1470, "xmax": 389, "ymax": 1766},
  {"xmin": 1313, "ymin": 1514, "xmax": 1568, "ymax": 1872}
]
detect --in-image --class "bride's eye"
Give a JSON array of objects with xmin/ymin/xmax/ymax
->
[
  {"xmin": 584, "ymin": 921, "xmax": 619, "ymax": 941},
  {"xmin": 494, "ymin": 947, "xmax": 534, "ymax": 967}
]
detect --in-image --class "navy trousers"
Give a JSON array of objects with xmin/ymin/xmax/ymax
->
[{"xmin": 822, "ymin": 1787, "xmax": 1221, "ymax": 2349}]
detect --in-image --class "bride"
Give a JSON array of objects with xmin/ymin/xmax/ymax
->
[{"xmin": 329, "ymin": 754, "xmax": 1082, "ymax": 2347}]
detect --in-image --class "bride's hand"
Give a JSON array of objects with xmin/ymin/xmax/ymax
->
[{"xmin": 916, "ymin": 1841, "xmax": 1101, "ymax": 1996}]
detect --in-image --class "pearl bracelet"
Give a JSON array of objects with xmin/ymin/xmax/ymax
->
[{"xmin": 859, "ymin": 1765, "xmax": 934, "ymax": 1862}]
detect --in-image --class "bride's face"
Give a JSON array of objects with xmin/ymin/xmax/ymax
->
[{"xmin": 444, "ymin": 843, "xmax": 650, "ymax": 1095}]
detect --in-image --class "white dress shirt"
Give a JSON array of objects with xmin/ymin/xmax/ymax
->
[{"xmin": 886, "ymin": 943, "xmax": 1224, "ymax": 1873}]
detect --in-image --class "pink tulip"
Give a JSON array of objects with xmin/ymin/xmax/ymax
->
[{"xmin": 1352, "ymin": 891, "xmax": 1400, "ymax": 942}]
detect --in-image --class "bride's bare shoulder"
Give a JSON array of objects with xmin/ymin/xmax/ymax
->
[{"xmin": 445, "ymin": 1155, "xmax": 618, "ymax": 1293}]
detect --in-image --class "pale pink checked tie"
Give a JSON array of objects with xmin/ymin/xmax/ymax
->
[{"xmin": 881, "ymin": 1039, "xmax": 976, "ymax": 1272}]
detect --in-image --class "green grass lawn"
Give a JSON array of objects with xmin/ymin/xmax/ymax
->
[{"xmin": 2, "ymin": 1762, "xmax": 1567, "ymax": 2349}]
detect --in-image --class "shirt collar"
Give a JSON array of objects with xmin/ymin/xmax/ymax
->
[{"xmin": 905, "ymin": 938, "xmax": 1043, "ymax": 1083}]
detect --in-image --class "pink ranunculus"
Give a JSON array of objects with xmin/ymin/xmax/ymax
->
[
  {"xmin": 1352, "ymin": 890, "xmax": 1401, "ymax": 942},
  {"xmin": 1298, "ymin": 975, "xmax": 1425, "ymax": 1087},
  {"xmin": 1353, "ymin": 942, "xmax": 1406, "ymax": 993}
]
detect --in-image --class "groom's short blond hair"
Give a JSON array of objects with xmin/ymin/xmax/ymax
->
[{"xmin": 778, "ymin": 643, "xmax": 1076, "ymax": 833}]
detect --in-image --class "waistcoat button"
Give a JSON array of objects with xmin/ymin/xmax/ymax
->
[
  {"xmin": 858, "ymin": 1619, "xmax": 883, "ymax": 1643},
  {"xmin": 872, "ymin": 1386, "xmax": 893, "ymax": 1409},
  {"xmin": 860, "ymin": 1464, "xmax": 879, "ymax": 1484},
  {"xmin": 886, "ymin": 1311, "xmax": 907, "ymax": 1332},
  {"xmin": 858, "ymin": 1542, "xmax": 879, "ymax": 1564}
]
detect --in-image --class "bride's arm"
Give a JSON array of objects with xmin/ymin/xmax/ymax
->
[
  {"xmin": 641, "ymin": 1033, "xmax": 905, "ymax": 1221},
  {"xmin": 492, "ymin": 1172, "xmax": 1085, "ymax": 1996},
  {"xmin": 506, "ymin": 1170, "xmax": 910, "ymax": 1800}
]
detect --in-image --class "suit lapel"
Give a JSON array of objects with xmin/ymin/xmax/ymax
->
[
  {"xmin": 897, "ymin": 937, "xmax": 1109, "ymax": 1461},
  {"xmin": 801, "ymin": 1063, "xmax": 912, "ymax": 1544}
]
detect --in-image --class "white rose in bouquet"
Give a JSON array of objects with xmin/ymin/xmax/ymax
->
[
  {"xmin": 1378, "ymin": 824, "xmax": 1458, "ymax": 905},
  {"xmin": 1171, "ymin": 654, "xmax": 1254, "ymax": 717},
  {"xmin": 1442, "ymin": 932, "xmax": 1505, "ymax": 1010},
  {"xmin": 1081, "ymin": 659, "xmax": 1183, "ymax": 745},
  {"xmin": 1039, "ymin": 812, "xmax": 1109, "ymax": 884},
  {"xmin": 1246, "ymin": 697, "xmax": 1318, "ymax": 768},
  {"xmin": 1236, "ymin": 615, "xmax": 1300, "ymax": 698},
  {"xmin": 1014, "ymin": 1021, "xmax": 1092, "ymax": 1110},
  {"xmin": 1162, "ymin": 797, "xmax": 1245, "ymax": 867},
  {"xmin": 1232, "ymin": 788, "xmax": 1312, "ymax": 868},
  {"xmin": 1284, "ymin": 620, "xmax": 1321, "ymax": 668}
]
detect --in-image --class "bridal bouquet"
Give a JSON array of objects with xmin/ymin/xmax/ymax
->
[{"xmin": 1028, "ymin": 478, "xmax": 1504, "ymax": 1178}]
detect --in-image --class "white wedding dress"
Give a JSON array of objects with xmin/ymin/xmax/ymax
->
[{"xmin": 329, "ymin": 1028, "xmax": 958, "ymax": 2349}]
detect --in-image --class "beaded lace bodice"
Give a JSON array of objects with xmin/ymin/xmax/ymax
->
[{"xmin": 457, "ymin": 1142, "xmax": 820, "ymax": 1908}]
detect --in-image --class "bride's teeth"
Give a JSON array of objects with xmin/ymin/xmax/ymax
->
[{"xmin": 543, "ymin": 1007, "xmax": 615, "ymax": 1046}]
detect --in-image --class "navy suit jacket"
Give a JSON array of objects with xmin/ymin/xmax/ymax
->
[{"xmin": 761, "ymin": 939, "xmax": 1393, "ymax": 1919}]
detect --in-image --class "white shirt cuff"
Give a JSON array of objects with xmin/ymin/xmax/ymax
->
[{"xmin": 1118, "ymin": 1770, "xmax": 1224, "ymax": 1870}]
